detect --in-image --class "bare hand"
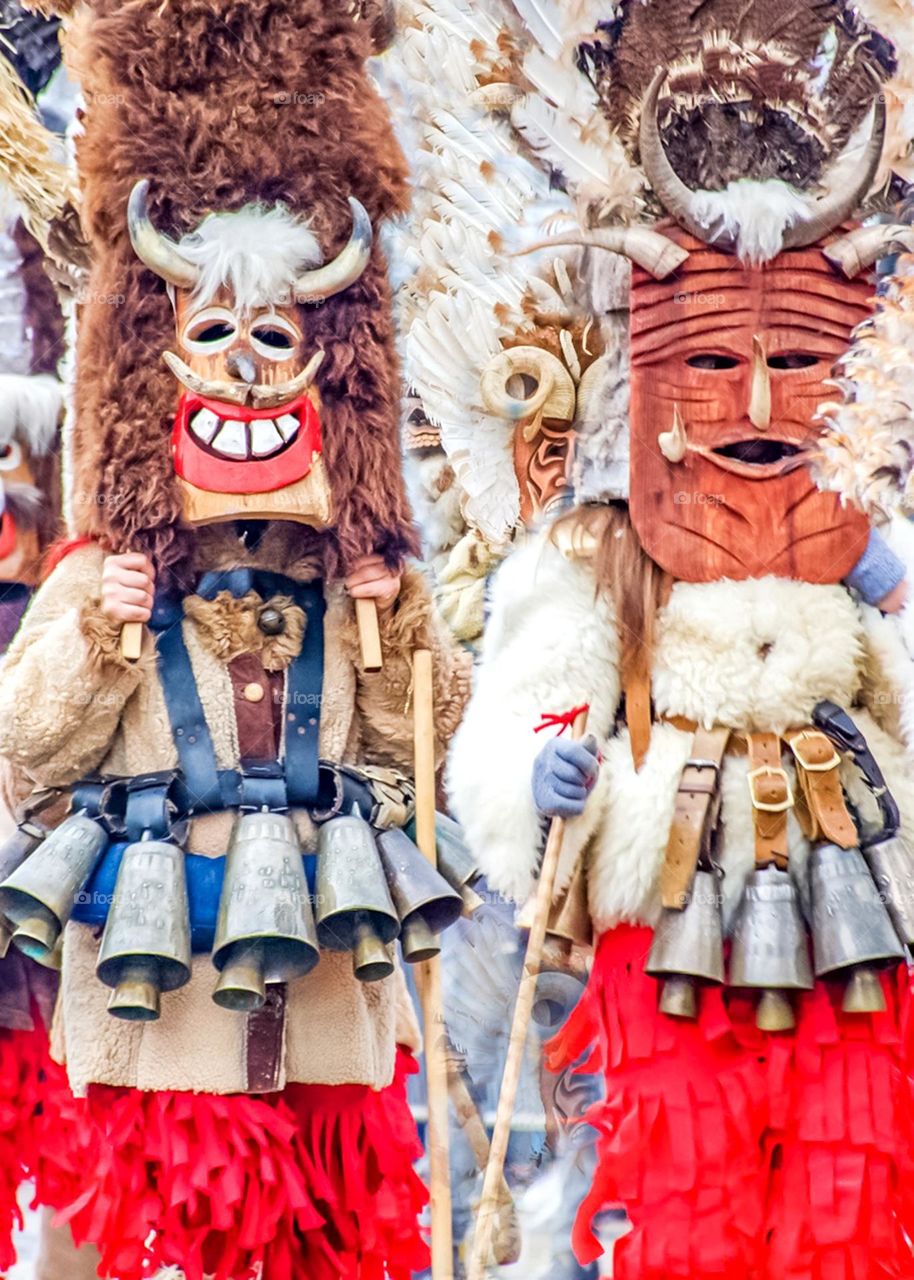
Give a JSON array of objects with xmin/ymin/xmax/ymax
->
[
  {"xmin": 879, "ymin": 579, "xmax": 909, "ymax": 615},
  {"xmin": 101, "ymin": 552, "xmax": 155, "ymax": 624},
  {"xmin": 345, "ymin": 554, "xmax": 401, "ymax": 612}
]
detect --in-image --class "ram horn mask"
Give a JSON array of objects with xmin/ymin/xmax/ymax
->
[
  {"xmin": 639, "ymin": 69, "xmax": 886, "ymax": 253},
  {"xmin": 480, "ymin": 346, "xmax": 575, "ymax": 433}
]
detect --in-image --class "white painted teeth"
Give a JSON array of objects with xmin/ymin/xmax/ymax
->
[
  {"xmin": 189, "ymin": 409, "xmax": 300, "ymax": 459},
  {"xmin": 189, "ymin": 407, "xmax": 220, "ymax": 444},
  {"xmin": 250, "ymin": 419, "xmax": 284, "ymax": 457},
  {"xmin": 275, "ymin": 413, "xmax": 298, "ymax": 442},
  {"xmin": 213, "ymin": 419, "xmax": 247, "ymax": 458}
]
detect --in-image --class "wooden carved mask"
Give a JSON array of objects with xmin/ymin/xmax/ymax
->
[
  {"xmin": 628, "ymin": 233, "xmax": 872, "ymax": 583},
  {"xmin": 169, "ymin": 285, "xmax": 330, "ymax": 527}
]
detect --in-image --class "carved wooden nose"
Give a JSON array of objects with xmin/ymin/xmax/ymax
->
[{"xmin": 748, "ymin": 334, "xmax": 771, "ymax": 431}]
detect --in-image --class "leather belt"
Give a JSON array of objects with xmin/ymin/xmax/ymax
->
[
  {"xmin": 746, "ymin": 732, "xmax": 791, "ymax": 867},
  {"xmin": 784, "ymin": 728, "xmax": 856, "ymax": 848},
  {"xmin": 660, "ymin": 725, "xmax": 730, "ymax": 908}
]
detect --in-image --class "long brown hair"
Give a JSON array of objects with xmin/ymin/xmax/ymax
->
[{"xmin": 550, "ymin": 502, "xmax": 670, "ymax": 683}]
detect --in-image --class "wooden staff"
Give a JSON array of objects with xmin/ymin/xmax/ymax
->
[
  {"xmin": 466, "ymin": 706, "xmax": 589, "ymax": 1280},
  {"xmin": 447, "ymin": 1063, "xmax": 519, "ymax": 1266},
  {"xmin": 356, "ymin": 597, "xmax": 383, "ymax": 672},
  {"xmin": 413, "ymin": 648, "xmax": 453, "ymax": 1279},
  {"xmin": 120, "ymin": 621, "xmax": 143, "ymax": 661}
]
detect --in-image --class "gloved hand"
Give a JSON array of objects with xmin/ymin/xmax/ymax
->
[{"xmin": 532, "ymin": 734, "xmax": 600, "ymax": 818}]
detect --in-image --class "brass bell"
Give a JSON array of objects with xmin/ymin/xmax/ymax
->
[
  {"xmin": 728, "ymin": 865, "xmax": 813, "ymax": 1031},
  {"xmin": 809, "ymin": 842, "xmax": 905, "ymax": 1014},
  {"xmin": 864, "ymin": 835, "xmax": 914, "ymax": 947},
  {"xmin": 376, "ymin": 827, "xmax": 462, "ymax": 963},
  {"xmin": 0, "ymin": 820, "xmax": 47, "ymax": 884},
  {"xmin": 316, "ymin": 812, "xmax": 399, "ymax": 982},
  {"xmin": 212, "ymin": 810, "xmax": 319, "ymax": 1012},
  {"xmin": 432, "ymin": 813, "xmax": 483, "ymax": 915},
  {"xmin": 96, "ymin": 836, "xmax": 192, "ymax": 1021},
  {"xmin": 0, "ymin": 811, "xmax": 108, "ymax": 964},
  {"xmin": 0, "ymin": 822, "xmax": 47, "ymax": 958},
  {"xmin": 645, "ymin": 869, "xmax": 724, "ymax": 1019}
]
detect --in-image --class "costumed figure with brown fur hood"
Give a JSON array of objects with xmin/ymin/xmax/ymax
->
[
  {"xmin": 449, "ymin": 3, "xmax": 914, "ymax": 1277},
  {"xmin": 0, "ymin": 3, "xmax": 470, "ymax": 1278}
]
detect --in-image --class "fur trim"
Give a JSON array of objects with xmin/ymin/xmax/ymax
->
[
  {"xmin": 448, "ymin": 533, "xmax": 620, "ymax": 904},
  {"xmin": 450, "ymin": 553, "xmax": 910, "ymax": 925},
  {"xmin": 653, "ymin": 577, "xmax": 865, "ymax": 733},
  {"xmin": 0, "ymin": 372, "xmax": 62, "ymax": 453},
  {"xmin": 182, "ymin": 591, "xmax": 305, "ymax": 670},
  {"xmin": 177, "ymin": 206, "xmax": 321, "ymax": 311},
  {"xmin": 690, "ymin": 180, "xmax": 813, "ymax": 265}
]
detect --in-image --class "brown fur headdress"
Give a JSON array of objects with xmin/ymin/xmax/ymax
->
[{"xmin": 69, "ymin": 0, "xmax": 416, "ymax": 583}]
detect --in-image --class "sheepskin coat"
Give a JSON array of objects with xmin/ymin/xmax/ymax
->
[
  {"xmin": 0, "ymin": 525, "xmax": 470, "ymax": 1096},
  {"xmin": 448, "ymin": 532, "xmax": 914, "ymax": 934}
]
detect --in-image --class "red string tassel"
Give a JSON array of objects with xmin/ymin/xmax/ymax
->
[
  {"xmin": 547, "ymin": 926, "xmax": 914, "ymax": 1280},
  {"xmin": 34, "ymin": 1047, "xmax": 428, "ymax": 1280}
]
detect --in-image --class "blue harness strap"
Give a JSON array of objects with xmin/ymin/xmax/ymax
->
[
  {"xmin": 149, "ymin": 571, "xmax": 326, "ymax": 812},
  {"xmin": 71, "ymin": 569, "xmax": 326, "ymax": 945}
]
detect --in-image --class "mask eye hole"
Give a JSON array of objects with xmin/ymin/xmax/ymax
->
[
  {"xmin": 251, "ymin": 313, "xmax": 301, "ymax": 360},
  {"xmin": 767, "ymin": 353, "xmax": 820, "ymax": 370},
  {"xmin": 686, "ymin": 353, "xmax": 740, "ymax": 370},
  {"xmin": 0, "ymin": 441, "xmax": 22, "ymax": 472},
  {"xmin": 181, "ymin": 307, "xmax": 238, "ymax": 355}
]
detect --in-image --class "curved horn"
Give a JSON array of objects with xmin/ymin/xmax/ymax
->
[
  {"xmin": 823, "ymin": 223, "xmax": 914, "ymax": 278},
  {"xmin": 479, "ymin": 347, "xmax": 575, "ymax": 427},
  {"xmin": 128, "ymin": 180, "xmax": 201, "ymax": 290},
  {"xmin": 514, "ymin": 226, "xmax": 687, "ymax": 279},
  {"xmin": 639, "ymin": 69, "xmax": 719, "ymax": 245},
  {"xmin": 294, "ymin": 197, "xmax": 372, "ymax": 303},
  {"xmin": 782, "ymin": 100, "xmax": 886, "ymax": 249},
  {"xmin": 641, "ymin": 68, "xmax": 887, "ymax": 253}
]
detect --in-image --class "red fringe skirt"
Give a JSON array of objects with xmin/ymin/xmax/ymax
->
[
  {"xmin": 34, "ymin": 1047, "xmax": 429, "ymax": 1280},
  {"xmin": 0, "ymin": 1018, "xmax": 61, "ymax": 1273},
  {"xmin": 546, "ymin": 925, "xmax": 914, "ymax": 1280}
]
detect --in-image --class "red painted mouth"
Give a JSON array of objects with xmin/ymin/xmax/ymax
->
[
  {"xmin": 173, "ymin": 392, "xmax": 323, "ymax": 494},
  {"xmin": 0, "ymin": 512, "xmax": 16, "ymax": 561}
]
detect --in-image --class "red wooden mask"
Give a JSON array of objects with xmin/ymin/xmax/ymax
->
[{"xmin": 628, "ymin": 231, "xmax": 872, "ymax": 583}]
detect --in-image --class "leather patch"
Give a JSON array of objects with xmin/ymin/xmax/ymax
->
[
  {"xmin": 244, "ymin": 983, "xmax": 286, "ymax": 1093},
  {"xmin": 229, "ymin": 653, "xmax": 284, "ymax": 760}
]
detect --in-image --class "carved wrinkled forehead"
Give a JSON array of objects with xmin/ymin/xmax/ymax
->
[{"xmin": 629, "ymin": 242, "xmax": 872, "ymax": 367}]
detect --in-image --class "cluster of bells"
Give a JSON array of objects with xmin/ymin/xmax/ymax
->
[
  {"xmin": 0, "ymin": 805, "xmax": 481, "ymax": 1021},
  {"xmin": 646, "ymin": 839, "xmax": 914, "ymax": 1030}
]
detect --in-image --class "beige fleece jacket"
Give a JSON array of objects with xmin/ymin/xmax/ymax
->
[{"xmin": 0, "ymin": 526, "xmax": 470, "ymax": 1095}]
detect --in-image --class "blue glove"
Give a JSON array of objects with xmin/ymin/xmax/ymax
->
[{"xmin": 532, "ymin": 735, "xmax": 599, "ymax": 818}]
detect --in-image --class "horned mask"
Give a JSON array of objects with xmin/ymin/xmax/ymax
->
[{"xmin": 127, "ymin": 179, "xmax": 372, "ymax": 527}]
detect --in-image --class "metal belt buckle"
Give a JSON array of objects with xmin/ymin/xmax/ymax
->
[
  {"xmin": 787, "ymin": 730, "xmax": 841, "ymax": 773},
  {"xmin": 746, "ymin": 765, "xmax": 793, "ymax": 813}
]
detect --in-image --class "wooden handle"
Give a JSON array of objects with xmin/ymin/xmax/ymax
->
[
  {"xmin": 466, "ymin": 707, "xmax": 589, "ymax": 1280},
  {"xmin": 120, "ymin": 621, "xmax": 144, "ymax": 662},
  {"xmin": 413, "ymin": 649, "xmax": 453, "ymax": 1279},
  {"xmin": 355, "ymin": 597, "xmax": 383, "ymax": 672}
]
